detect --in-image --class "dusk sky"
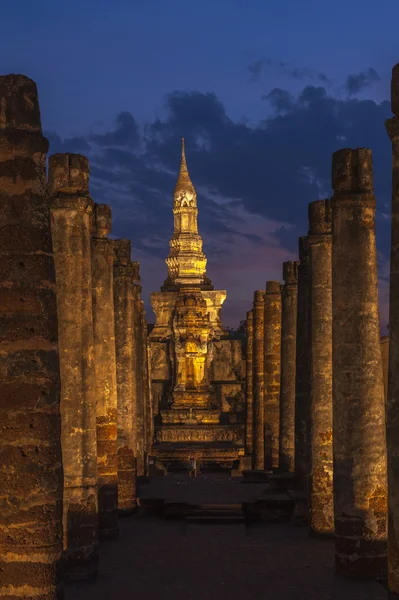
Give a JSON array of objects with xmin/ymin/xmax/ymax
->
[{"xmin": 1, "ymin": 1, "xmax": 397, "ymax": 327}]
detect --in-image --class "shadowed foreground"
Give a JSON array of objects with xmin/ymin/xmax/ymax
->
[{"xmin": 66, "ymin": 475, "xmax": 388, "ymax": 600}]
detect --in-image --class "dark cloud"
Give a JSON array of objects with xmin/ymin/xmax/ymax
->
[
  {"xmin": 263, "ymin": 88, "xmax": 295, "ymax": 112},
  {"xmin": 345, "ymin": 67, "xmax": 380, "ymax": 95},
  {"xmin": 248, "ymin": 57, "xmax": 331, "ymax": 85},
  {"xmin": 248, "ymin": 58, "xmax": 272, "ymax": 81},
  {"xmin": 90, "ymin": 111, "xmax": 140, "ymax": 148},
  {"xmin": 45, "ymin": 80, "xmax": 392, "ymax": 325}
]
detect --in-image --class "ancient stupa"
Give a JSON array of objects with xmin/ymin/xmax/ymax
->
[{"xmin": 149, "ymin": 140, "xmax": 245, "ymax": 469}]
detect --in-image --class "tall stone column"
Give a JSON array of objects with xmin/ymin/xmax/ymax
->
[
  {"xmin": 143, "ymin": 318, "xmax": 154, "ymax": 463},
  {"xmin": 113, "ymin": 239, "xmax": 137, "ymax": 515},
  {"xmin": 141, "ymin": 304, "xmax": 152, "ymax": 470},
  {"xmin": 263, "ymin": 281, "xmax": 282, "ymax": 470},
  {"xmin": 294, "ymin": 236, "xmax": 311, "ymax": 492},
  {"xmin": 49, "ymin": 154, "xmax": 98, "ymax": 579},
  {"xmin": 91, "ymin": 204, "xmax": 118, "ymax": 539},
  {"xmin": 253, "ymin": 290, "xmax": 265, "ymax": 470},
  {"xmin": 133, "ymin": 264, "xmax": 146, "ymax": 476},
  {"xmin": 331, "ymin": 147, "xmax": 387, "ymax": 579},
  {"xmin": 380, "ymin": 335, "xmax": 389, "ymax": 404},
  {"xmin": 386, "ymin": 65, "xmax": 399, "ymax": 593},
  {"xmin": 0, "ymin": 75, "xmax": 63, "ymax": 599},
  {"xmin": 279, "ymin": 261, "xmax": 298, "ymax": 473},
  {"xmin": 245, "ymin": 310, "xmax": 254, "ymax": 455},
  {"xmin": 308, "ymin": 199, "xmax": 333, "ymax": 537}
]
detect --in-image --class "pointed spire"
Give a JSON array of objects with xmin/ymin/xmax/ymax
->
[
  {"xmin": 181, "ymin": 137, "xmax": 188, "ymax": 172},
  {"xmin": 174, "ymin": 137, "xmax": 196, "ymax": 200}
]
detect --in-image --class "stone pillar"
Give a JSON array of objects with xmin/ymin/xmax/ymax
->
[
  {"xmin": 308, "ymin": 199, "xmax": 333, "ymax": 537},
  {"xmin": 245, "ymin": 310, "xmax": 254, "ymax": 455},
  {"xmin": 380, "ymin": 335, "xmax": 389, "ymax": 404},
  {"xmin": 142, "ymin": 304, "xmax": 152, "ymax": 470},
  {"xmin": 279, "ymin": 261, "xmax": 299, "ymax": 473},
  {"xmin": 0, "ymin": 75, "xmax": 63, "ymax": 599},
  {"xmin": 253, "ymin": 290, "xmax": 265, "ymax": 470},
  {"xmin": 263, "ymin": 281, "xmax": 282, "ymax": 470},
  {"xmin": 113, "ymin": 239, "xmax": 137, "ymax": 515},
  {"xmin": 145, "ymin": 324, "xmax": 154, "ymax": 462},
  {"xmin": 294, "ymin": 236, "xmax": 311, "ymax": 492},
  {"xmin": 91, "ymin": 204, "xmax": 118, "ymax": 539},
  {"xmin": 331, "ymin": 147, "xmax": 387, "ymax": 579},
  {"xmin": 133, "ymin": 263, "xmax": 146, "ymax": 476},
  {"xmin": 49, "ymin": 154, "xmax": 98, "ymax": 579},
  {"xmin": 386, "ymin": 65, "xmax": 399, "ymax": 593}
]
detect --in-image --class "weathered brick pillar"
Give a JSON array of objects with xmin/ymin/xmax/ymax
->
[
  {"xmin": 279, "ymin": 261, "xmax": 298, "ymax": 473},
  {"xmin": 49, "ymin": 154, "xmax": 98, "ymax": 579},
  {"xmin": 146, "ymin": 326, "xmax": 154, "ymax": 462},
  {"xmin": 133, "ymin": 264, "xmax": 146, "ymax": 476},
  {"xmin": 331, "ymin": 147, "xmax": 387, "ymax": 579},
  {"xmin": 308, "ymin": 199, "xmax": 333, "ymax": 537},
  {"xmin": 245, "ymin": 310, "xmax": 254, "ymax": 455},
  {"xmin": 0, "ymin": 75, "xmax": 63, "ymax": 599},
  {"xmin": 91, "ymin": 204, "xmax": 118, "ymax": 539},
  {"xmin": 294, "ymin": 236, "xmax": 311, "ymax": 492},
  {"xmin": 253, "ymin": 290, "xmax": 265, "ymax": 470},
  {"xmin": 263, "ymin": 281, "xmax": 282, "ymax": 470},
  {"xmin": 142, "ymin": 305, "xmax": 153, "ymax": 470},
  {"xmin": 380, "ymin": 335, "xmax": 389, "ymax": 403},
  {"xmin": 386, "ymin": 65, "xmax": 399, "ymax": 593},
  {"xmin": 113, "ymin": 239, "xmax": 137, "ymax": 515}
]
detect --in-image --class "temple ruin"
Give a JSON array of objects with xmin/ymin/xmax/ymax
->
[
  {"xmin": 149, "ymin": 140, "xmax": 245, "ymax": 470},
  {"xmin": 4, "ymin": 64, "xmax": 399, "ymax": 598}
]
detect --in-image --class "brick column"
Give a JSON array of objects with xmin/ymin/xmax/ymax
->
[
  {"xmin": 386, "ymin": 63, "xmax": 399, "ymax": 593},
  {"xmin": 245, "ymin": 310, "xmax": 254, "ymax": 455},
  {"xmin": 263, "ymin": 281, "xmax": 282, "ymax": 470},
  {"xmin": 113, "ymin": 239, "xmax": 137, "ymax": 515},
  {"xmin": 49, "ymin": 154, "xmax": 98, "ymax": 579},
  {"xmin": 253, "ymin": 290, "xmax": 265, "ymax": 470},
  {"xmin": 91, "ymin": 204, "xmax": 118, "ymax": 539},
  {"xmin": 142, "ymin": 304, "xmax": 152, "ymax": 471},
  {"xmin": 380, "ymin": 335, "xmax": 389, "ymax": 404},
  {"xmin": 0, "ymin": 75, "xmax": 63, "ymax": 599},
  {"xmin": 279, "ymin": 261, "xmax": 298, "ymax": 473},
  {"xmin": 331, "ymin": 147, "xmax": 387, "ymax": 579},
  {"xmin": 133, "ymin": 264, "xmax": 146, "ymax": 476},
  {"xmin": 308, "ymin": 199, "xmax": 333, "ymax": 537},
  {"xmin": 294, "ymin": 236, "xmax": 311, "ymax": 492}
]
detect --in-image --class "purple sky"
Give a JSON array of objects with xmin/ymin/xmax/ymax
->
[{"xmin": 1, "ymin": 1, "xmax": 397, "ymax": 327}]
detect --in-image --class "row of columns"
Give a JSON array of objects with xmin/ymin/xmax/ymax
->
[
  {"xmin": 245, "ymin": 150, "xmax": 388, "ymax": 579},
  {"xmin": 0, "ymin": 74, "xmax": 152, "ymax": 599}
]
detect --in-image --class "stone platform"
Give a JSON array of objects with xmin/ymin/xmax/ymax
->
[
  {"xmin": 152, "ymin": 441, "xmax": 244, "ymax": 467},
  {"xmin": 155, "ymin": 423, "xmax": 244, "ymax": 443}
]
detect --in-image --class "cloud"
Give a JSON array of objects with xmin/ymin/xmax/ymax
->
[
  {"xmin": 45, "ymin": 81, "xmax": 392, "ymax": 327},
  {"xmin": 248, "ymin": 57, "xmax": 331, "ymax": 85},
  {"xmin": 263, "ymin": 88, "xmax": 294, "ymax": 112},
  {"xmin": 345, "ymin": 67, "xmax": 380, "ymax": 95},
  {"xmin": 91, "ymin": 112, "xmax": 140, "ymax": 148},
  {"xmin": 248, "ymin": 58, "xmax": 271, "ymax": 81}
]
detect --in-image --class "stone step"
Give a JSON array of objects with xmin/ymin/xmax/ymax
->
[
  {"xmin": 186, "ymin": 514, "xmax": 245, "ymax": 525},
  {"xmin": 163, "ymin": 502, "xmax": 188, "ymax": 519},
  {"xmin": 189, "ymin": 503, "xmax": 242, "ymax": 511},
  {"xmin": 256, "ymin": 492, "xmax": 294, "ymax": 509},
  {"xmin": 287, "ymin": 490, "xmax": 309, "ymax": 525},
  {"xmin": 241, "ymin": 470, "xmax": 273, "ymax": 483},
  {"xmin": 188, "ymin": 509, "xmax": 244, "ymax": 518},
  {"xmin": 269, "ymin": 472, "xmax": 294, "ymax": 491},
  {"xmin": 244, "ymin": 492, "xmax": 294, "ymax": 523}
]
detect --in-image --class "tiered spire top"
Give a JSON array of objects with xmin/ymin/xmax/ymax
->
[{"xmin": 174, "ymin": 138, "xmax": 196, "ymax": 200}]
